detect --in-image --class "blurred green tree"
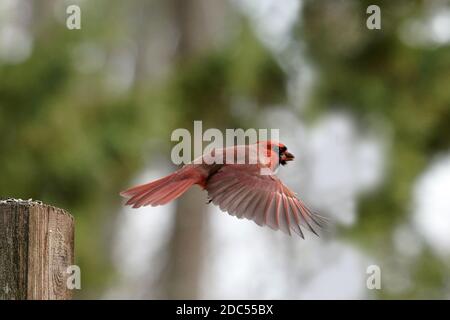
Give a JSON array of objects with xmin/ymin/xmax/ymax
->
[
  {"xmin": 0, "ymin": 0, "xmax": 285, "ymax": 298},
  {"xmin": 300, "ymin": 0, "xmax": 450, "ymax": 298}
]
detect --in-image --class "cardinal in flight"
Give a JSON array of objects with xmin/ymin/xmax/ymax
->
[{"xmin": 120, "ymin": 141, "xmax": 326, "ymax": 238}]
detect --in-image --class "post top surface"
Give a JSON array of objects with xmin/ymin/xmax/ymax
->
[{"xmin": 0, "ymin": 198, "xmax": 74, "ymax": 220}]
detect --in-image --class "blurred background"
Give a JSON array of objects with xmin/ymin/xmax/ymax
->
[{"xmin": 1, "ymin": 0, "xmax": 450, "ymax": 299}]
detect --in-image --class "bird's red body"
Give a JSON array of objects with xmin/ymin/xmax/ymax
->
[{"xmin": 120, "ymin": 141, "xmax": 325, "ymax": 238}]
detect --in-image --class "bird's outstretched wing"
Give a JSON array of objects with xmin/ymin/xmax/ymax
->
[{"xmin": 205, "ymin": 164, "xmax": 327, "ymax": 238}]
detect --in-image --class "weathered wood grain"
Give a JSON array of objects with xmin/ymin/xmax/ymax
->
[{"xmin": 0, "ymin": 199, "xmax": 74, "ymax": 300}]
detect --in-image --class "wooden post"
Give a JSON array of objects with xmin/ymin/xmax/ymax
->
[{"xmin": 0, "ymin": 199, "xmax": 75, "ymax": 300}]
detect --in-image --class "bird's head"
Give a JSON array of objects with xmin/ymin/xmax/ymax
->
[{"xmin": 260, "ymin": 140, "xmax": 295, "ymax": 166}]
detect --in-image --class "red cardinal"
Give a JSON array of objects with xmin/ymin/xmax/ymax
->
[{"xmin": 120, "ymin": 141, "xmax": 326, "ymax": 238}]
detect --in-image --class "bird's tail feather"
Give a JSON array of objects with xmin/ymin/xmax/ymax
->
[{"xmin": 120, "ymin": 172, "xmax": 198, "ymax": 208}]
